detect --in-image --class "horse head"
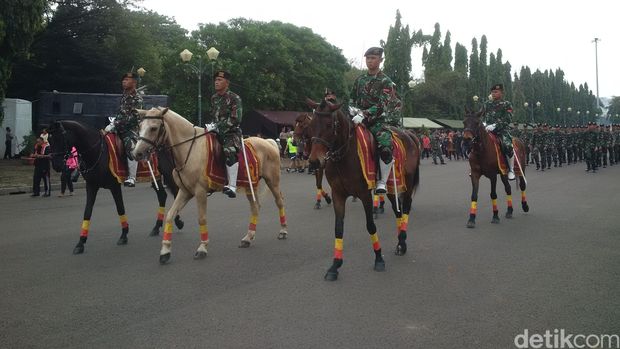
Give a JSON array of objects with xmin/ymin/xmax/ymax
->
[
  {"xmin": 305, "ymin": 98, "xmax": 345, "ymax": 167},
  {"xmin": 463, "ymin": 107, "xmax": 484, "ymax": 141},
  {"xmin": 47, "ymin": 120, "xmax": 73, "ymax": 173},
  {"xmin": 133, "ymin": 107, "xmax": 167, "ymax": 161},
  {"xmin": 293, "ymin": 113, "xmax": 313, "ymax": 155}
]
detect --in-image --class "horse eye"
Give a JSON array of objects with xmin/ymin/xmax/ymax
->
[{"xmin": 150, "ymin": 126, "xmax": 158, "ymax": 132}]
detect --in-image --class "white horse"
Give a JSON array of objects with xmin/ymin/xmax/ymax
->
[{"xmin": 133, "ymin": 107, "xmax": 288, "ymax": 264}]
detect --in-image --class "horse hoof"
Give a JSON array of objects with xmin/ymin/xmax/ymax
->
[
  {"xmin": 73, "ymin": 245, "xmax": 84, "ymax": 255},
  {"xmin": 491, "ymin": 217, "xmax": 500, "ymax": 224},
  {"xmin": 395, "ymin": 245, "xmax": 407, "ymax": 256},
  {"xmin": 522, "ymin": 203, "xmax": 530, "ymax": 212},
  {"xmin": 325, "ymin": 196, "xmax": 332, "ymax": 204},
  {"xmin": 159, "ymin": 253, "xmax": 171, "ymax": 264},
  {"xmin": 314, "ymin": 202, "xmax": 321, "ymax": 210},
  {"xmin": 277, "ymin": 232, "xmax": 288, "ymax": 240},
  {"xmin": 174, "ymin": 216, "xmax": 184, "ymax": 230},
  {"xmin": 117, "ymin": 237, "xmax": 128, "ymax": 245},
  {"xmin": 238, "ymin": 240, "xmax": 251, "ymax": 248},
  {"xmin": 466, "ymin": 221, "xmax": 476, "ymax": 229},
  {"xmin": 324, "ymin": 271, "xmax": 338, "ymax": 281},
  {"xmin": 374, "ymin": 261, "xmax": 386, "ymax": 272},
  {"xmin": 193, "ymin": 251, "xmax": 207, "ymax": 260},
  {"xmin": 149, "ymin": 227, "xmax": 160, "ymax": 237},
  {"xmin": 505, "ymin": 212, "xmax": 513, "ymax": 219}
]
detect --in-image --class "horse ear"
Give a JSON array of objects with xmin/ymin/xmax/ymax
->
[
  {"xmin": 329, "ymin": 102, "xmax": 342, "ymax": 112},
  {"xmin": 476, "ymin": 107, "xmax": 484, "ymax": 118},
  {"xmin": 305, "ymin": 98, "xmax": 319, "ymax": 109},
  {"xmin": 161, "ymin": 107, "xmax": 169, "ymax": 116},
  {"xmin": 464, "ymin": 106, "xmax": 471, "ymax": 117}
]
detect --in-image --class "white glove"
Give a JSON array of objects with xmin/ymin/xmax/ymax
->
[
  {"xmin": 352, "ymin": 114, "xmax": 364, "ymax": 125},
  {"xmin": 205, "ymin": 123, "xmax": 217, "ymax": 132},
  {"xmin": 485, "ymin": 124, "xmax": 496, "ymax": 132},
  {"xmin": 104, "ymin": 123, "xmax": 115, "ymax": 132},
  {"xmin": 348, "ymin": 106, "xmax": 361, "ymax": 117}
]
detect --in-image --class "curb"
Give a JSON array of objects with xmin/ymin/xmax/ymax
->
[{"xmin": 0, "ymin": 181, "xmax": 87, "ymax": 196}]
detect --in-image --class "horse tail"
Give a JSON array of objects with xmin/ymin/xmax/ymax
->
[{"xmin": 412, "ymin": 162, "xmax": 420, "ymax": 194}]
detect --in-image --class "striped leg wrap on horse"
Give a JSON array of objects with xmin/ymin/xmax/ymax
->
[
  {"xmin": 316, "ymin": 189, "xmax": 322, "ymax": 202},
  {"xmin": 334, "ymin": 238, "xmax": 343, "ymax": 260},
  {"xmin": 248, "ymin": 215, "xmax": 258, "ymax": 231},
  {"xmin": 469, "ymin": 201, "xmax": 477, "ymax": 220},
  {"xmin": 507, "ymin": 195, "xmax": 513, "ymax": 208},
  {"xmin": 491, "ymin": 199, "xmax": 498, "ymax": 214},
  {"xmin": 157, "ymin": 207, "xmax": 165, "ymax": 222},
  {"xmin": 80, "ymin": 220, "xmax": 90, "ymax": 237},
  {"xmin": 369, "ymin": 233, "xmax": 381, "ymax": 252},
  {"xmin": 279, "ymin": 207, "xmax": 287, "ymax": 226},
  {"xmin": 163, "ymin": 222, "xmax": 173, "ymax": 242},
  {"xmin": 399, "ymin": 213, "xmax": 409, "ymax": 232},
  {"xmin": 119, "ymin": 215, "xmax": 128, "ymax": 230},
  {"xmin": 373, "ymin": 194, "xmax": 379, "ymax": 208},
  {"xmin": 521, "ymin": 191, "xmax": 527, "ymax": 203},
  {"xmin": 200, "ymin": 224, "xmax": 208, "ymax": 243}
]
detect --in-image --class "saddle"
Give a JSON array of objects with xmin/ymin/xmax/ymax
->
[
  {"xmin": 355, "ymin": 125, "xmax": 407, "ymax": 194},
  {"xmin": 103, "ymin": 132, "xmax": 160, "ymax": 183},
  {"xmin": 486, "ymin": 131, "xmax": 522, "ymax": 176},
  {"xmin": 203, "ymin": 133, "xmax": 260, "ymax": 191}
]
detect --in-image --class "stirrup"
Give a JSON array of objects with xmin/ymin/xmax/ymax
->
[{"xmin": 223, "ymin": 186, "xmax": 236, "ymax": 198}]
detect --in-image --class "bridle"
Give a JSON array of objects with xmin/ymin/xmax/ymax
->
[
  {"xmin": 52, "ymin": 121, "xmax": 104, "ymax": 175},
  {"xmin": 310, "ymin": 109, "xmax": 350, "ymax": 162}
]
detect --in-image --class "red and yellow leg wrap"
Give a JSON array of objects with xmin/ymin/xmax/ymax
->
[
  {"xmin": 199, "ymin": 224, "xmax": 208, "ymax": 242},
  {"xmin": 316, "ymin": 189, "xmax": 322, "ymax": 201},
  {"xmin": 163, "ymin": 222, "xmax": 173, "ymax": 242},
  {"xmin": 321, "ymin": 190, "xmax": 328, "ymax": 198},
  {"xmin": 80, "ymin": 220, "xmax": 90, "ymax": 237},
  {"xmin": 379, "ymin": 195, "xmax": 385, "ymax": 204},
  {"xmin": 279, "ymin": 207, "xmax": 286, "ymax": 226},
  {"xmin": 491, "ymin": 199, "xmax": 498, "ymax": 212},
  {"xmin": 334, "ymin": 238, "xmax": 343, "ymax": 260},
  {"xmin": 248, "ymin": 215, "xmax": 258, "ymax": 231},
  {"xmin": 507, "ymin": 195, "xmax": 513, "ymax": 208},
  {"xmin": 119, "ymin": 215, "xmax": 128, "ymax": 229},
  {"xmin": 469, "ymin": 201, "xmax": 478, "ymax": 215},
  {"xmin": 373, "ymin": 194, "xmax": 379, "ymax": 208},
  {"xmin": 370, "ymin": 233, "xmax": 381, "ymax": 251},
  {"xmin": 157, "ymin": 207, "xmax": 165, "ymax": 221},
  {"xmin": 399, "ymin": 213, "xmax": 409, "ymax": 232},
  {"xmin": 521, "ymin": 191, "xmax": 527, "ymax": 203}
]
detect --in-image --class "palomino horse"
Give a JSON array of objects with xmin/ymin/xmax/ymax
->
[
  {"xmin": 132, "ymin": 107, "xmax": 288, "ymax": 264},
  {"xmin": 306, "ymin": 99, "xmax": 420, "ymax": 281},
  {"xmin": 47, "ymin": 120, "xmax": 184, "ymax": 254},
  {"xmin": 462, "ymin": 109, "xmax": 529, "ymax": 228},
  {"xmin": 293, "ymin": 113, "xmax": 332, "ymax": 209}
]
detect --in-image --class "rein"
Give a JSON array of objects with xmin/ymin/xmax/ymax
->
[
  {"xmin": 54, "ymin": 121, "xmax": 104, "ymax": 175},
  {"xmin": 311, "ymin": 110, "xmax": 351, "ymax": 162}
]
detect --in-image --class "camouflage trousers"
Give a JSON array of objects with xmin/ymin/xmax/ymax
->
[
  {"xmin": 584, "ymin": 148, "xmax": 598, "ymax": 170},
  {"xmin": 431, "ymin": 146, "xmax": 444, "ymax": 164},
  {"xmin": 369, "ymin": 123, "xmax": 393, "ymax": 162},
  {"xmin": 217, "ymin": 131, "xmax": 242, "ymax": 166},
  {"xmin": 492, "ymin": 130, "xmax": 513, "ymax": 158},
  {"xmin": 118, "ymin": 130, "xmax": 137, "ymax": 159}
]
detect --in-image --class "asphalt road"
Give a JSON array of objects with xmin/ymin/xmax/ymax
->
[{"xmin": 1, "ymin": 158, "xmax": 618, "ymax": 349}]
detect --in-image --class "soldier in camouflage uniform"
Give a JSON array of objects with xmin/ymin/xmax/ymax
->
[
  {"xmin": 431, "ymin": 130, "xmax": 446, "ymax": 165},
  {"xmin": 601, "ymin": 125, "xmax": 613, "ymax": 168},
  {"xmin": 552, "ymin": 125, "xmax": 563, "ymax": 167},
  {"xmin": 208, "ymin": 70, "xmax": 243, "ymax": 198},
  {"xmin": 565, "ymin": 126, "xmax": 574, "ymax": 165},
  {"xmin": 584, "ymin": 122, "xmax": 600, "ymax": 172},
  {"xmin": 530, "ymin": 124, "xmax": 544, "ymax": 170},
  {"xmin": 540, "ymin": 123, "xmax": 552, "ymax": 170},
  {"xmin": 483, "ymin": 84, "xmax": 516, "ymax": 179},
  {"xmin": 114, "ymin": 72, "xmax": 142, "ymax": 187},
  {"xmin": 350, "ymin": 47, "xmax": 401, "ymax": 193}
]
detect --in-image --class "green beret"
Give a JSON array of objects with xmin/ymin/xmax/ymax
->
[
  {"xmin": 364, "ymin": 47, "xmax": 384, "ymax": 57},
  {"xmin": 214, "ymin": 70, "xmax": 232, "ymax": 80},
  {"xmin": 121, "ymin": 72, "xmax": 138, "ymax": 81},
  {"xmin": 490, "ymin": 84, "xmax": 503, "ymax": 91}
]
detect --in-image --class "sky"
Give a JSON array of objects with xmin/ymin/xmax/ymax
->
[{"xmin": 142, "ymin": 0, "xmax": 619, "ymax": 100}]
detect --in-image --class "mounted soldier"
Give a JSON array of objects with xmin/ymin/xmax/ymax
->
[
  {"xmin": 349, "ymin": 46, "xmax": 401, "ymax": 194},
  {"xmin": 483, "ymin": 83, "xmax": 516, "ymax": 180},
  {"xmin": 206, "ymin": 70, "xmax": 243, "ymax": 198}
]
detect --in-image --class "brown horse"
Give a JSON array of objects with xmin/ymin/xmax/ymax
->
[
  {"xmin": 293, "ymin": 113, "xmax": 332, "ymax": 209},
  {"xmin": 462, "ymin": 109, "xmax": 529, "ymax": 229},
  {"xmin": 306, "ymin": 99, "xmax": 420, "ymax": 281}
]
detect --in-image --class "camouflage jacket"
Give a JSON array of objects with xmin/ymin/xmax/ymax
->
[
  {"xmin": 350, "ymin": 71, "xmax": 399, "ymax": 126},
  {"xmin": 584, "ymin": 130, "xmax": 600, "ymax": 148},
  {"xmin": 483, "ymin": 99, "xmax": 513, "ymax": 132},
  {"xmin": 211, "ymin": 90, "xmax": 243, "ymax": 134},
  {"xmin": 530, "ymin": 131, "xmax": 544, "ymax": 147},
  {"xmin": 114, "ymin": 90, "xmax": 142, "ymax": 134}
]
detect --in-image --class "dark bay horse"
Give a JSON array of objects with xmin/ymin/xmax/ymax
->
[
  {"xmin": 306, "ymin": 99, "xmax": 420, "ymax": 281},
  {"xmin": 462, "ymin": 109, "xmax": 529, "ymax": 228},
  {"xmin": 293, "ymin": 113, "xmax": 332, "ymax": 209},
  {"xmin": 48, "ymin": 120, "xmax": 183, "ymax": 254}
]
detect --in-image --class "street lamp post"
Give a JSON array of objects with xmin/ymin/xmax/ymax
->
[
  {"xmin": 400, "ymin": 80, "xmax": 416, "ymax": 127},
  {"xmin": 180, "ymin": 49, "xmax": 207, "ymax": 125},
  {"xmin": 566, "ymin": 107, "xmax": 572, "ymax": 126},
  {"xmin": 556, "ymin": 107, "xmax": 561, "ymax": 125},
  {"xmin": 577, "ymin": 110, "xmax": 581, "ymax": 125},
  {"xmin": 586, "ymin": 110, "xmax": 590, "ymax": 124},
  {"xmin": 523, "ymin": 101, "xmax": 541, "ymax": 124},
  {"xmin": 136, "ymin": 67, "xmax": 146, "ymax": 88},
  {"xmin": 206, "ymin": 47, "xmax": 220, "ymax": 124}
]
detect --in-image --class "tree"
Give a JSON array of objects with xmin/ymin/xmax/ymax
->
[{"xmin": 0, "ymin": 0, "xmax": 47, "ymax": 123}]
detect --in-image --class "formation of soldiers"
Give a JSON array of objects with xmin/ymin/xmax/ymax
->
[{"xmin": 517, "ymin": 122, "xmax": 619, "ymax": 173}]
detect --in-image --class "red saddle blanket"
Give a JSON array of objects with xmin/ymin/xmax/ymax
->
[
  {"xmin": 203, "ymin": 133, "xmax": 260, "ymax": 191},
  {"xmin": 356, "ymin": 125, "xmax": 407, "ymax": 194},
  {"xmin": 487, "ymin": 132, "xmax": 523, "ymax": 176},
  {"xmin": 104, "ymin": 133, "xmax": 160, "ymax": 184}
]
